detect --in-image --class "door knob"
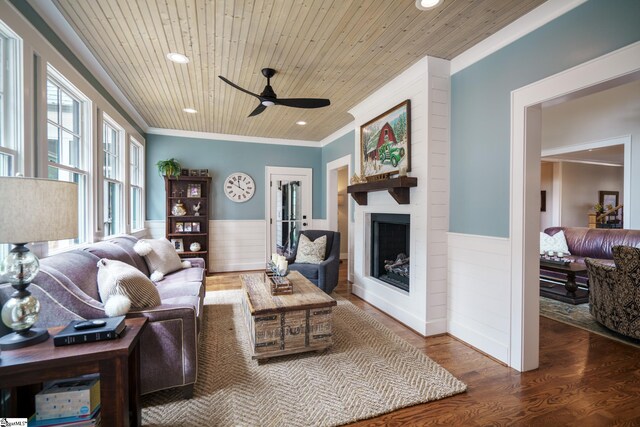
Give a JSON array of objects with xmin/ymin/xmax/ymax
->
[{"xmin": 303, "ymin": 222, "xmax": 308, "ymax": 226}]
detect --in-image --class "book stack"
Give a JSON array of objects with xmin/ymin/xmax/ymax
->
[{"xmin": 29, "ymin": 375, "xmax": 101, "ymax": 426}]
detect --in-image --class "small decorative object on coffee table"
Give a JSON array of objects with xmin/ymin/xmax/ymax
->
[{"xmin": 266, "ymin": 254, "xmax": 292, "ymax": 295}]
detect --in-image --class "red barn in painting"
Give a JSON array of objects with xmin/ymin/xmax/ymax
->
[
  {"xmin": 366, "ymin": 122, "xmax": 397, "ymax": 161},
  {"xmin": 377, "ymin": 123, "xmax": 397, "ymax": 149}
]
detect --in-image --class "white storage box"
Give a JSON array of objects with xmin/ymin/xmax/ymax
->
[{"xmin": 35, "ymin": 375, "xmax": 100, "ymax": 421}]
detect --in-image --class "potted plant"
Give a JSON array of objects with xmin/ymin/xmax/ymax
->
[{"xmin": 156, "ymin": 158, "xmax": 181, "ymax": 178}]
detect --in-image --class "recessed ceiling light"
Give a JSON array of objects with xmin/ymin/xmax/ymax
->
[
  {"xmin": 296, "ymin": 121, "xmax": 307, "ymax": 126},
  {"xmin": 167, "ymin": 52, "xmax": 190, "ymax": 64},
  {"xmin": 415, "ymin": 0, "xmax": 443, "ymax": 10},
  {"xmin": 183, "ymin": 108, "xmax": 197, "ymax": 114}
]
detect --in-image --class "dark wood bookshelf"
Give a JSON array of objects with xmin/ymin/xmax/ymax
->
[{"xmin": 165, "ymin": 176, "xmax": 212, "ymax": 272}]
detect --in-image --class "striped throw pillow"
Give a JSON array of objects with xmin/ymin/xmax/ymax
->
[{"xmin": 97, "ymin": 258, "xmax": 161, "ymax": 310}]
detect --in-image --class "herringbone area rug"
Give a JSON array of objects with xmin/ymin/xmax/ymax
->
[{"xmin": 141, "ymin": 290, "xmax": 466, "ymax": 426}]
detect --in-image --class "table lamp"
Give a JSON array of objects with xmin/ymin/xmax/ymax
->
[{"xmin": 0, "ymin": 177, "xmax": 78, "ymax": 350}]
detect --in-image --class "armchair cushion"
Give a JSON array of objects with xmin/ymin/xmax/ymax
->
[
  {"xmin": 295, "ymin": 234, "xmax": 327, "ymax": 264},
  {"xmin": 288, "ymin": 230, "xmax": 340, "ymax": 294}
]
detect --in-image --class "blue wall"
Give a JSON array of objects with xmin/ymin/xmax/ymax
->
[
  {"xmin": 146, "ymin": 134, "xmax": 322, "ymax": 220},
  {"xmin": 450, "ymin": 0, "xmax": 640, "ymax": 237},
  {"xmin": 318, "ymin": 130, "xmax": 356, "ymax": 219}
]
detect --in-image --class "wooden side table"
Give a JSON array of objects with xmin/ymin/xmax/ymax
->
[{"xmin": 0, "ymin": 317, "xmax": 147, "ymax": 427}]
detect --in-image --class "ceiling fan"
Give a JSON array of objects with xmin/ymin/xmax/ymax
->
[{"xmin": 218, "ymin": 68, "xmax": 331, "ymax": 117}]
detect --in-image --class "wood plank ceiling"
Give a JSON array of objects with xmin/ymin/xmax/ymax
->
[{"xmin": 52, "ymin": 0, "xmax": 546, "ymax": 141}]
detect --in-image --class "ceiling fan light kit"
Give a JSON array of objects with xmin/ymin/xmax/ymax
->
[{"xmin": 219, "ymin": 68, "xmax": 331, "ymax": 117}]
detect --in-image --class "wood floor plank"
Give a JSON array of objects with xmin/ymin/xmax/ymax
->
[{"xmin": 206, "ymin": 263, "xmax": 640, "ymax": 425}]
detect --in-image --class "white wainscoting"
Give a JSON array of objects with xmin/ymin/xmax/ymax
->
[
  {"xmin": 145, "ymin": 220, "xmax": 267, "ymax": 272},
  {"xmin": 210, "ymin": 220, "xmax": 266, "ymax": 272},
  {"xmin": 447, "ymin": 232, "xmax": 511, "ymax": 364}
]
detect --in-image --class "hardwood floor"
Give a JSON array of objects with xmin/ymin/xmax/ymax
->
[{"xmin": 206, "ymin": 264, "xmax": 640, "ymax": 426}]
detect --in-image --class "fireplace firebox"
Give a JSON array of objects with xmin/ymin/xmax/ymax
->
[{"xmin": 370, "ymin": 213, "xmax": 410, "ymax": 292}]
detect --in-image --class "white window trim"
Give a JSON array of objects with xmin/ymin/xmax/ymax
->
[
  {"xmin": 43, "ymin": 64, "xmax": 92, "ymax": 255},
  {"xmin": 102, "ymin": 112, "xmax": 126, "ymax": 238},
  {"xmin": 129, "ymin": 136, "xmax": 145, "ymax": 233},
  {"xmin": 0, "ymin": 20, "xmax": 23, "ymax": 176}
]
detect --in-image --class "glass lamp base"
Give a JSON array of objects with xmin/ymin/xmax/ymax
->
[{"xmin": 0, "ymin": 328, "xmax": 49, "ymax": 350}]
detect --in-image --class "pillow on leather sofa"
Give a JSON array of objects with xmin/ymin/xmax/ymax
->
[
  {"xmin": 295, "ymin": 234, "xmax": 327, "ymax": 264},
  {"xmin": 134, "ymin": 238, "xmax": 190, "ymax": 281},
  {"xmin": 540, "ymin": 230, "xmax": 571, "ymax": 254},
  {"xmin": 97, "ymin": 258, "xmax": 161, "ymax": 316}
]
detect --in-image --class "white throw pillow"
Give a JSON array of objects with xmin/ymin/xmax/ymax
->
[
  {"xmin": 540, "ymin": 230, "xmax": 571, "ymax": 255},
  {"xmin": 134, "ymin": 238, "xmax": 186, "ymax": 281},
  {"xmin": 97, "ymin": 259, "xmax": 161, "ymax": 315},
  {"xmin": 295, "ymin": 234, "xmax": 327, "ymax": 264}
]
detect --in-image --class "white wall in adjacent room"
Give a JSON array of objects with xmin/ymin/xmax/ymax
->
[
  {"xmin": 560, "ymin": 162, "xmax": 624, "ymax": 227},
  {"xmin": 541, "ymin": 79, "xmax": 640, "ymax": 228}
]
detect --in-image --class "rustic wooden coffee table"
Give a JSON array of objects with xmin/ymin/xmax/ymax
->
[{"xmin": 240, "ymin": 271, "xmax": 337, "ymax": 362}]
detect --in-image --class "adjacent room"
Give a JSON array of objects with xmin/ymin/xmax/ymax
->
[{"xmin": 1, "ymin": 0, "xmax": 639, "ymax": 425}]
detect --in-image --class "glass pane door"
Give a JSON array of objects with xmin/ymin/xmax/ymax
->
[{"xmin": 273, "ymin": 179, "xmax": 302, "ymax": 257}]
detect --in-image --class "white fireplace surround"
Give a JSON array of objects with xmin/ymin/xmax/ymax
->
[{"xmin": 349, "ymin": 56, "xmax": 451, "ymax": 336}]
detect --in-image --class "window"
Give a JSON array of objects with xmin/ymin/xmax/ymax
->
[
  {"xmin": 129, "ymin": 137, "xmax": 144, "ymax": 232},
  {"xmin": 103, "ymin": 114, "xmax": 124, "ymax": 236},
  {"xmin": 0, "ymin": 21, "xmax": 21, "ymax": 260},
  {"xmin": 46, "ymin": 66, "xmax": 90, "ymax": 252},
  {"xmin": 0, "ymin": 21, "xmax": 21, "ymax": 177}
]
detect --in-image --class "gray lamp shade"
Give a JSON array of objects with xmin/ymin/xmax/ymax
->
[{"xmin": 0, "ymin": 177, "xmax": 79, "ymax": 244}]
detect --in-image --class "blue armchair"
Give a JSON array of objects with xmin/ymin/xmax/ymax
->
[{"xmin": 287, "ymin": 230, "xmax": 341, "ymax": 293}]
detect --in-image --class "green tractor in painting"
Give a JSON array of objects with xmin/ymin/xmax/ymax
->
[{"xmin": 378, "ymin": 142, "xmax": 405, "ymax": 167}]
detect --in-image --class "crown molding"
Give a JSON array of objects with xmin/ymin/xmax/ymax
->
[
  {"xmin": 319, "ymin": 122, "xmax": 355, "ymax": 147},
  {"xmin": 450, "ymin": 0, "xmax": 587, "ymax": 75},
  {"xmin": 147, "ymin": 127, "xmax": 321, "ymax": 148}
]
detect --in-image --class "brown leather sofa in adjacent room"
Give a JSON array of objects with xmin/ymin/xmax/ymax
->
[{"xmin": 542, "ymin": 227, "xmax": 640, "ymax": 287}]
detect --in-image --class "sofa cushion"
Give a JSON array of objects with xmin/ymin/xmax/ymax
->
[
  {"xmin": 540, "ymin": 230, "xmax": 571, "ymax": 255},
  {"xmin": 134, "ymin": 239, "xmax": 184, "ymax": 280},
  {"xmin": 157, "ymin": 281, "xmax": 203, "ymax": 300},
  {"xmin": 295, "ymin": 234, "xmax": 327, "ymax": 264},
  {"xmin": 162, "ymin": 295, "xmax": 201, "ymax": 317},
  {"xmin": 97, "ymin": 258, "xmax": 161, "ymax": 309}
]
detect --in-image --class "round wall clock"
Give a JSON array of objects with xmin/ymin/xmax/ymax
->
[{"xmin": 224, "ymin": 172, "xmax": 255, "ymax": 202}]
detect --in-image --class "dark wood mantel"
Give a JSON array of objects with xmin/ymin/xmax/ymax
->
[{"xmin": 347, "ymin": 176, "xmax": 418, "ymax": 205}]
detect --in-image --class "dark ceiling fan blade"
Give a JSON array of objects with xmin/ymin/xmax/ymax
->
[
  {"xmin": 274, "ymin": 98, "xmax": 331, "ymax": 109},
  {"xmin": 248, "ymin": 103, "xmax": 267, "ymax": 117},
  {"xmin": 218, "ymin": 76, "xmax": 260, "ymax": 99}
]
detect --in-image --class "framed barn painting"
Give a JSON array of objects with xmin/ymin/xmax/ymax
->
[{"xmin": 360, "ymin": 100, "xmax": 411, "ymax": 179}]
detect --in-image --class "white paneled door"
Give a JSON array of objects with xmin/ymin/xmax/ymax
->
[{"xmin": 266, "ymin": 167, "xmax": 312, "ymax": 257}]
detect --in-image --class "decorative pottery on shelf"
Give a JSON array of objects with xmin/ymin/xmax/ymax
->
[
  {"xmin": 189, "ymin": 242, "xmax": 201, "ymax": 252},
  {"xmin": 171, "ymin": 200, "xmax": 187, "ymax": 216}
]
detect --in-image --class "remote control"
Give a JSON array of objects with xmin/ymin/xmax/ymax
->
[{"xmin": 74, "ymin": 320, "xmax": 107, "ymax": 330}]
